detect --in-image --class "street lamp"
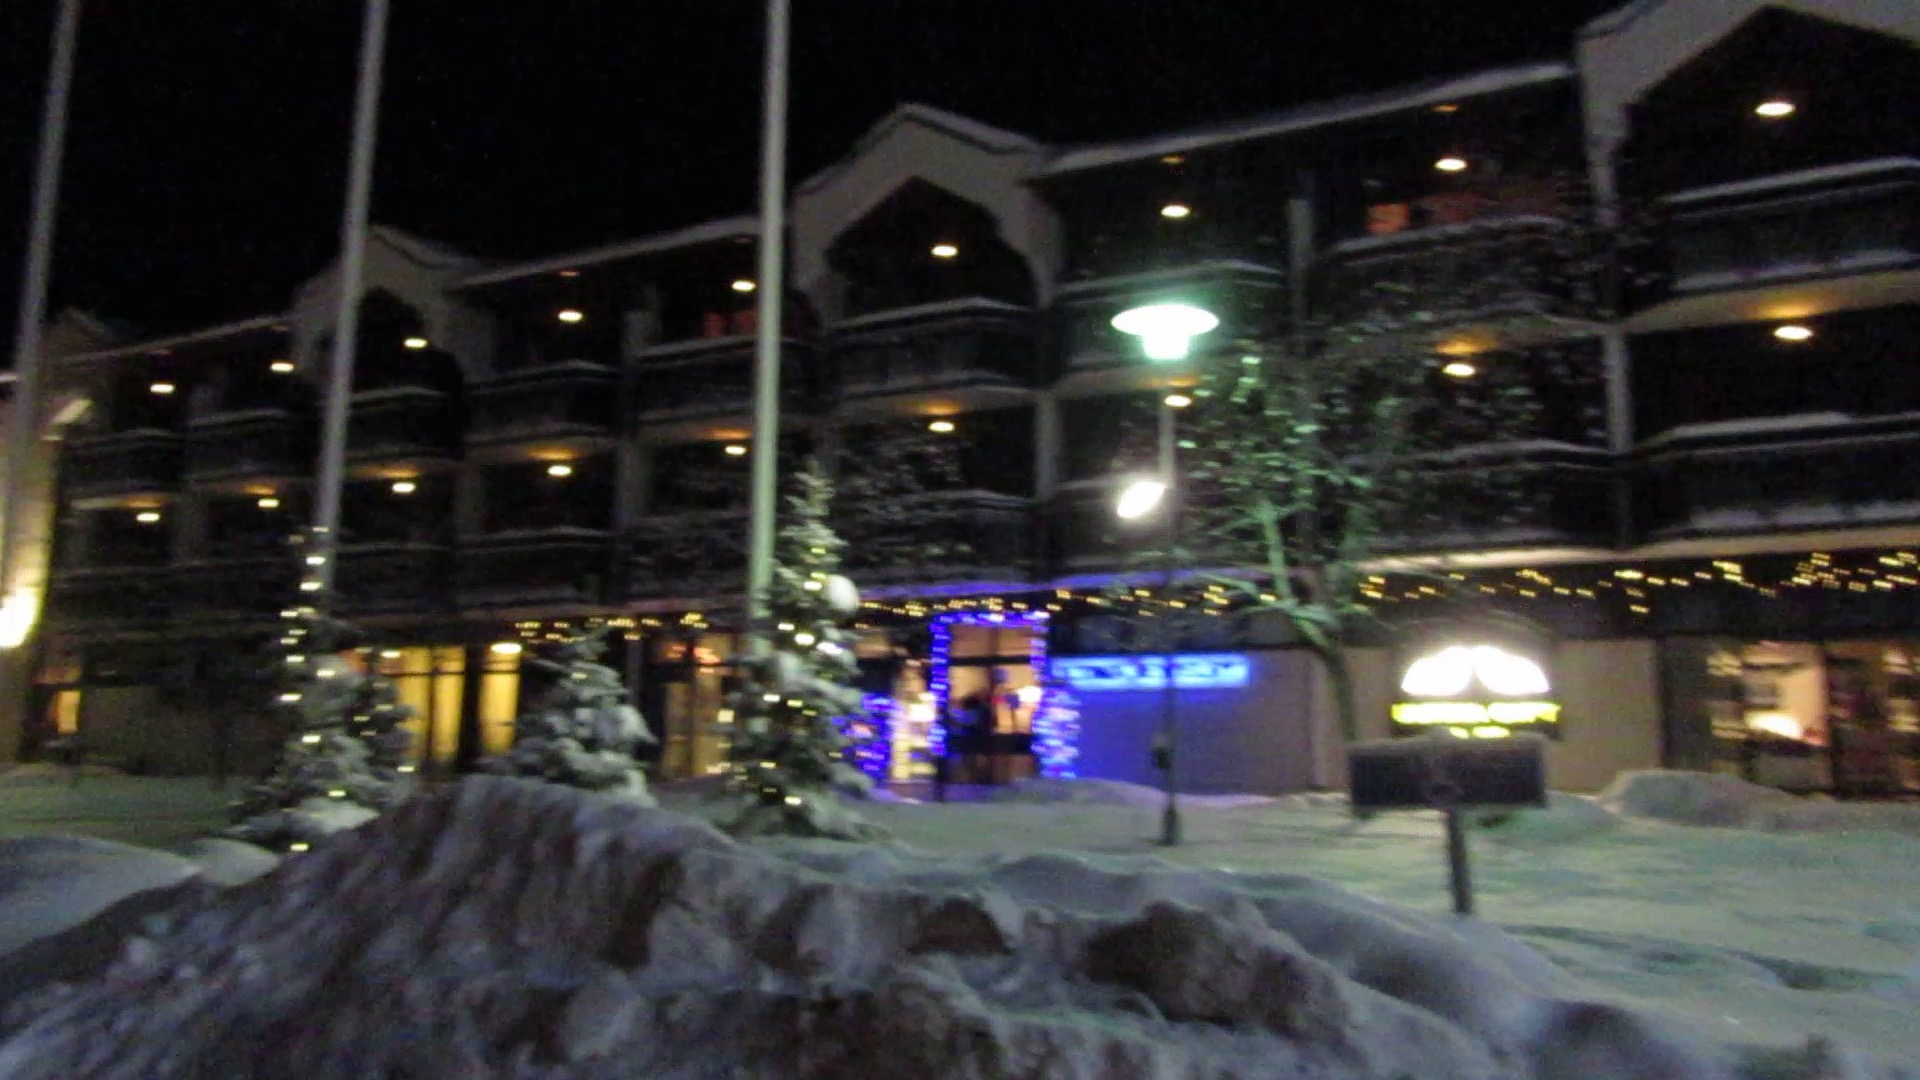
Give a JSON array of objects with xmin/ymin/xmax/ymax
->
[{"xmin": 1111, "ymin": 303, "xmax": 1219, "ymax": 362}]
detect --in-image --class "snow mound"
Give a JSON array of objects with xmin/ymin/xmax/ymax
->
[
  {"xmin": 0, "ymin": 777, "xmax": 1850, "ymax": 1078},
  {"xmin": 1477, "ymin": 793, "xmax": 1620, "ymax": 844},
  {"xmin": 0, "ymin": 837, "xmax": 200, "ymax": 960},
  {"xmin": 1602, "ymin": 771, "xmax": 1920, "ymax": 835},
  {"xmin": 171, "ymin": 838, "xmax": 281, "ymax": 887},
  {"xmin": 992, "ymin": 776, "xmax": 1280, "ymax": 809}
]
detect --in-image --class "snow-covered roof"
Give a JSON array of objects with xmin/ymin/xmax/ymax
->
[
  {"xmin": 1039, "ymin": 63, "xmax": 1574, "ymax": 179},
  {"xmin": 369, "ymin": 226, "xmax": 475, "ymax": 270},
  {"xmin": 831, "ymin": 297, "xmax": 1031, "ymax": 331},
  {"xmin": 59, "ymin": 315, "xmax": 286, "ymax": 365},
  {"xmin": 1662, "ymin": 157, "xmax": 1920, "ymax": 207},
  {"xmin": 456, "ymin": 216, "xmax": 760, "ymax": 290},
  {"xmin": 1638, "ymin": 410, "xmax": 1920, "ymax": 450},
  {"xmin": 1325, "ymin": 214, "xmax": 1570, "ymax": 257},
  {"xmin": 795, "ymin": 103, "xmax": 1041, "ymax": 197}
]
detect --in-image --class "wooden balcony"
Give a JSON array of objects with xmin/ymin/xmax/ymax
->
[
  {"xmin": 456, "ymin": 528, "xmax": 615, "ymax": 610},
  {"xmin": 334, "ymin": 542, "xmax": 453, "ymax": 616},
  {"xmin": 1055, "ymin": 260, "xmax": 1285, "ymax": 381},
  {"xmin": 63, "ymin": 430, "xmax": 182, "ymax": 507},
  {"xmin": 1315, "ymin": 214, "xmax": 1595, "ymax": 335},
  {"xmin": 346, "ymin": 388, "xmax": 460, "ymax": 473},
  {"xmin": 467, "ymin": 361, "xmax": 618, "ymax": 458},
  {"xmin": 624, "ymin": 509, "xmax": 748, "ymax": 601},
  {"xmin": 829, "ymin": 300, "xmax": 1034, "ymax": 409},
  {"xmin": 1636, "ymin": 412, "xmax": 1920, "ymax": 542},
  {"xmin": 629, "ymin": 337, "xmax": 810, "ymax": 439},
  {"xmin": 45, "ymin": 567, "xmax": 172, "ymax": 631},
  {"xmin": 171, "ymin": 556, "xmax": 299, "ymax": 623},
  {"xmin": 185, "ymin": 409, "xmax": 309, "ymax": 490},
  {"xmin": 839, "ymin": 490, "xmax": 1034, "ymax": 586}
]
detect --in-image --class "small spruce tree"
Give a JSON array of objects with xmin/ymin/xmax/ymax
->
[
  {"xmin": 722, "ymin": 462, "xmax": 882, "ymax": 840},
  {"xmin": 481, "ymin": 630, "xmax": 657, "ymax": 802}
]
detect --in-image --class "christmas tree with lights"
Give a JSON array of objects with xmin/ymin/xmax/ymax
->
[
  {"xmin": 722, "ymin": 462, "xmax": 882, "ymax": 840},
  {"xmin": 227, "ymin": 531, "xmax": 415, "ymax": 852},
  {"xmin": 481, "ymin": 630, "xmax": 656, "ymax": 801}
]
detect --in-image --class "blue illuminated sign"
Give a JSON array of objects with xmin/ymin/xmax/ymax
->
[{"xmin": 1052, "ymin": 654, "xmax": 1251, "ymax": 691}]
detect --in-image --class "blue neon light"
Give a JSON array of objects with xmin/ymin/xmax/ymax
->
[{"xmin": 1052, "ymin": 653, "xmax": 1251, "ymax": 691}]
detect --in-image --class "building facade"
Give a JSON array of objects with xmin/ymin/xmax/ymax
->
[{"xmin": 8, "ymin": 0, "xmax": 1920, "ymax": 794}]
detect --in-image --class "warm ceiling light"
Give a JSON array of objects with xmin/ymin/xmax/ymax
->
[
  {"xmin": 724, "ymin": 443, "xmax": 748, "ymax": 456},
  {"xmin": 149, "ymin": 381, "xmax": 176, "ymax": 396},
  {"xmin": 1160, "ymin": 154, "xmax": 1185, "ymax": 166},
  {"xmin": 403, "ymin": 336, "xmax": 429, "ymax": 350},
  {"xmin": 558, "ymin": 269, "xmax": 581, "ymax": 278},
  {"xmin": 1755, "ymin": 100, "xmax": 1796, "ymax": 119},
  {"xmin": 256, "ymin": 496, "xmax": 281, "ymax": 510},
  {"xmin": 1442, "ymin": 361, "xmax": 1478, "ymax": 379},
  {"xmin": 545, "ymin": 463, "xmax": 574, "ymax": 477},
  {"xmin": 1163, "ymin": 393, "xmax": 1193, "ymax": 409},
  {"xmin": 135, "ymin": 510, "xmax": 162, "ymax": 524},
  {"xmin": 731, "ymin": 279, "xmax": 757, "ymax": 293},
  {"xmin": 930, "ymin": 243, "xmax": 959, "ymax": 259},
  {"xmin": 1432, "ymin": 103, "xmax": 1461, "ymax": 114},
  {"xmin": 928, "ymin": 419, "xmax": 956, "ymax": 433},
  {"xmin": 269, "ymin": 360, "xmax": 295, "ymax": 374},
  {"xmin": 1160, "ymin": 203, "xmax": 1192, "ymax": 219},
  {"xmin": 1435, "ymin": 157, "xmax": 1469, "ymax": 173},
  {"xmin": 390, "ymin": 480, "xmax": 418, "ymax": 494},
  {"xmin": 557, "ymin": 309, "xmax": 584, "ymax": 324},
  {"xmin": 490, "ymin": 641, "xmax": 524, "ymax": 656},
  {"xmin": 1774, "ymin": 324, "xmax": 1814, "ymax": 342}
]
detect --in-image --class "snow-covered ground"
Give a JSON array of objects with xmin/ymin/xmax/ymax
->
[{"xmin": 0, "ymin": 766, "xmax": 1917, "ymax": 1075}]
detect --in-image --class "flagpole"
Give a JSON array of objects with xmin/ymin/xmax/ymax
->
[
  {"xmin": 308, "ymin": 0, "xmax": 391, "ymax": 593},
  {"xmin": 744, "ymin": 0, "xmax": 790, "ymax": 653}
]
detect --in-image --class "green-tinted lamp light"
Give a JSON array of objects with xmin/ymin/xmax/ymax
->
[{"xmin": 1111, "ymin": 303, "xmax": 1219, "ymax": 362}]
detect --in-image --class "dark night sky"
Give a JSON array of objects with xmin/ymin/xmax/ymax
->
[{"xmin": 1, "ymin": 1, "xmax": 1625, "ymax": 351}]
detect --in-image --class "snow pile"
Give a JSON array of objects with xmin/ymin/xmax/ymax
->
[
  {"xmin": 4, "ymin": 777, "xmax": 1887, "ymax": 1079},
  {"xmin": 993, "ymin": 776, "xmax": 1280, "ymax": 809},
  {"xmin": 1602, "ymin": 771, "xmax": 1920, "ymax": 836},
  {"xmin": 0, "ymin": 837, "xmax": 200, "ymax": 959},
  {"xmin": 1476, "ymin": 793, "xmax": 1620, "ymax": 845}
]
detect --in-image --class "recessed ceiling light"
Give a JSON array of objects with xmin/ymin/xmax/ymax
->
[
  {"xmin": 1774, "ymin": 324, "xmax": 1814, "ymax": 342},
  {"xmin": 257, "ymin": 496, "xmax": 281, "ymax": 510},
  {"xmin": 1435, "ymin": 157, "xmax": 1469, "ymax": 173},
  {"xmin": 1442, "ymin": 361, "xmax": 1478, "ymax": 379},
  {"xmin": 724, "ymin": 443, "xmax": 748, "ymax": 456},
  {"xmin": 1160, "ymin": 203, "xmax": 1192, "ymax": 219},
  {"xmin": 490, "ymin": 641, "xmax": 524, "ymax": 656},
  {"xmin": 558, "ymin": 269, "xmax": 581, "ymax": 278},
  {"xmin": 1163, "ymin": 393, "xmax": 1194, "ymax": 409},
  {"xmin": 149, "ymin": 381, "xmax": 176, "ymax": 396},
  {"xmin": 930, "ymin": 243, "xmax": 959, "ymax": 259},
  {"xmin": 928, "ymin": 419, "xmax": 956, "ymax": 433},
  {"xmin": 731, "ymin": 279, "xmax": 757, "ymax": 293},
  {"xmin": 390, "ymin": 479, "xmax": 418, "ymax": 494},
  {"xmin": 1755, "ymin": 100, "xmax": 1796, "ymax": 119},
  {"xmin": 1432, "ymin": 103, "xmax": 1461, "ymax": 114},
  {"xmin": 134, "ymin": 510, "xmax": 163, "ymax": 524},
  {"xmin": 269, "ymin": 360, "xmax": 295, "ymax": 374},
  {"xmin": 546, "ymin": 463, "xmax": 574, "ymax": 477},
  {"xmin": 557, "ymin": 309, "xmax": 584, "ymax": 324},
  {"xmin": 403, "ymin": 336, "xmax": 429, "ymax": 350},
  {"xmin": 1160, "ymin": 154, "xmax": 1185, "ymax": 166}
]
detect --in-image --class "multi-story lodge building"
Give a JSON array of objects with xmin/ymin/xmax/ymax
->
[{"xmin": 5, "ymin": 0, "xmax": 1919, "ymax": 796}]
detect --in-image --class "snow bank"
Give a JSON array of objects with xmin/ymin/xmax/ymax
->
[
  {"xmin": 992, "ymin": 776, "xmax": 1280, "ymax": 809},
  {"xmin": 0, "ymin": 837, "xmax": 199, "ymax": 959},
  {"xmin": 1477, "ymin": 793, "xmax": 1620, "ymax": 845},
  {"xmin": 1602, "ymin": 771, "xmax": 1920, "ymax": 836},
  {"xmin": 2, "ymin": 777, "xmax": 1883, "ymax": 1079}
]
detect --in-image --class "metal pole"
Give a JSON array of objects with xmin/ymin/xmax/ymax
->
[
  {"xmin": 1158, "ymin": 400, "xmax": 1181, "ymax": 846},
  {"xmin": 1, "ymin": 0, "xmax": 83, "ymax": 643},
  {"xmin": 310, "ymin": 0, "xmax": 391, "ymax": 592},
  {"xmin": 744, "ymin": 0, "xmax": 790, "ymax": 653},
  {"xmin": 1444, "ymin": 806, "xmax": 1474, "ymax": 915}
]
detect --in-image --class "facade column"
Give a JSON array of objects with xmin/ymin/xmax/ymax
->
[
  {"xmin": 453, "ymin": 463, "xmax": 486, "ymax": 540},
  {"xmin": 170, "ymin": 491, "xmax": 210, "ymax": 563},
  {"xmin": 1286, "ymin": 179, "xmax": 1317, "ymax": 326},
  {"xmin": 1033, "ymin": 391, "xmax": 1060, "ymax": 501}
]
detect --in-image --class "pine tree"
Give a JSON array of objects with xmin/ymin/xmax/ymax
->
[
  {"xmin": 722, "ymin": 462, "xmax": 883, "ymax": 840},
  {"xmin": 228, "ymin": 532, "xmax": 415, "ymax": 852},
  {"xmin": 481, "ymin": 630, "xmax": 657, "ymax": 801}
]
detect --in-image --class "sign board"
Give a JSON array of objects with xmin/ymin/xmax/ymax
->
[
  {"xmin": 1051, "ymin": 653, "xmax": 1251, "ymax": 692},
  {"xmin": 1349, "ymin": 735, "xmax": 1548, "ymax": 811}
]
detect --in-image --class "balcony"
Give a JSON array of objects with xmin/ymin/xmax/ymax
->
[
  {"xmin": 347, "ymin": 388, "xmax": 460, "ymax": 471},
  {"xmin": 456, "ymin": 528, "xmax": 615, "ymax": 610},
  {"xmin": 467, "ymin": 361, "xmax": 618, "ymax": 458},
  {"xmin": 625, "ymin": 509, "xmax": 748, "ymax": 601},
  {"xmin": 1657, "ymin": 159, "xmax": 1920, "ymax": 300},
  {"xmin": 1382, "ymin": 443, "xmax": 1618, "ymax": 554},
  {"xmin": 63, "ymin": 430, "xmax": 182, "ymax": 506},
  {"xmin": 839, "ymin": 491, "xmax": 1034, "ymax": 587},
  {"xmin": 1056, "ymin": 260, "xmax": 1285, "ymax": 379},
  {"xmin": 172, "ymin": 556, "xmax": 299, "ymax": 623},
  {"xmin": 629, "ymin": 337, "xmax": 811, "ymax": 438},
  {"xmin": 185, "ymin": 409, "xmax": 309, "ymax": 490},
  {"xmin": 334, "ymin": 542, "xmax": 452, "ymax": 616},
  {"xmin": 1636, "ymin": 412, "xmax": 1920, "ymax": 542},
  {"xmin": 829, "ymin": 300, "xmax": 1034, "ymax": 408},
  {"xmin": 45, "ymin": 568, "xmax": 172, "ymax": 631},
  {"xmin": 1315, "ymin": 215, "xmax": 1594, "ymax": 335}
]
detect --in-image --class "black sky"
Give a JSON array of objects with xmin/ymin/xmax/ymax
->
[{"xmin": 1, "ymin": 0, "xmax": 1625, "ymax": 349}]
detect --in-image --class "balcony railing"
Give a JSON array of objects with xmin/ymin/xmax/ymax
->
[
  {"xmin": 1056, "ymin": 260, "xmax": 1285, "ymax": 374},
  {"xmin": 456, "ymin": 528, "xmax": 615, "ymax": 609},
  {"xmin": 839, "ymin": 490, "xmax": 1034, "ymax": 585},
  {"xmin": 829, "ymin": 300, "xmax": 1034, "ymax": 401},
  {"xmin": 468, "ymin": 361, "xmax": 618, "ymax": 450},
  {"xmin": 625, "ymin": 508, "xmax": 748, "ymax": 600},
  {"xmin": 347, "ymin": 388, "xmax": 460, "ymax": 465},
  {"xmin": 45, "ymin": 567, "xmax": 172, "ymax": 630},
  {"xmin": 63, "ymin": 429, "xmax": 182, "ymax": 504},
  {"xmin": 1636, "ymin": 412, "xmax": 1920, "ymax": 541},
  {"xmin": 334, "ymin": 542, "xmax": 452, "ymax": 615},
  {"xmin": 1315, "ymin": 214, "xmax": 1594, "ymax": 331},
  {"xmin": 185, "ymin": 408, "xmax": 309, "ymax": 488},
  {"xmin": 630, "ymin": 338, "xmax": 810, "ymax": 422},
  {"xmin": 1657, "ymin": 158, "xmax": 1920, "ymax": 297},
  {"xmin": 1383, "ymin": 442, "xmax": 1617, "ymax": 554},
  {"xmin": 172, "ymin": 556, "xmax": 299, "ymax": 622}
]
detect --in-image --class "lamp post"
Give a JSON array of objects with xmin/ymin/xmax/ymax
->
[
  {"xmin": 744, "ymin": 0, "xmax": 790, "ymax": 656},
  {"xmin": 1111, "ymin": 301, "xmax": 1215, "ymax": 847}
]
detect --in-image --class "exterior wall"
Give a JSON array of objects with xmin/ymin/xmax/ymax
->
[
  {"xmin": 75, "ymin": 684, "xmax": 283, "ymax": 778},
  {"xmin": 1547, "ymin": 638, "xmax": 1664, "ymax": 792}
]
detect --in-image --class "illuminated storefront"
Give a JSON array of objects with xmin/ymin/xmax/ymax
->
[{"xmin": 1391, "ymin": 634, "xmax": 1560, "ymax": 741}]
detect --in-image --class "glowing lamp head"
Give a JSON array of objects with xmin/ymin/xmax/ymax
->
[
  {"xmin": 730, "ymin": 279, "xmax": 757, "ymax": 294},
  {"xmin": 927, "ymin": 419, "xmax": 956, "ymax": 433},
  {"xmin": 389, "ymin": 480, "xmax": 417, "ymax": 495},
  {"xmin": 557, "ymin": 309, "xmax": 584, "ymax": 324},
  {"xmin": 1115, "ymin": 478, "xmax": 1168, "ymax": 521},
  {"xmin": 1163, "ymin": 392, "xmax": 1193, "ymax": 409},
  {"xmin": 403, "ymin": 336, "xmax": 429, "ymax": 350},
  {"xmin": 1755, "ymin": 100, "xmax": 1796, "ymax": 119},
  {"xmin": 1434, "ymin": 157, "xmax": 1469, "ymax": 173},
  {"xmin": 545, "ymin": 463, "xmax": 574, "ymax": 478},
  {"xmin": 1111, "ymin": 302, "xmax": 1219, "ymax": 362},
  {"xmin": 1774, "ymin": 324, "xmax": 1814, "ymax": 342},
  {"xmin": 134, "ymin": 510, "xmax": 162, "ymax": 524},
  {"xmin": 723, "ymin": 443, "xmax": 748, "ymax": 457},
  {"xmin": 149, "ymin": 381, "xmax": 176, "ymax": 396},
  {"xmin": 270, "ymin": 360, "xmax": 295, "ymax": 374},
  {"xmin": 930, "ymin": 243, "xmax": 959, "ymax": 259},
  {"xmin": 256, "ymin": 496, "xmax": 281, "ymax": 510},
  {"xmin": 490, "ymin": 641, "xmax": 523, "ymax": 656},
  {"xmin": 1160, "ymin": 203, "xmax": 1192, "ymax": 220},
  {"xmin": 1442, "ymin": 361, "xmax": 1477, "ymax": 379}
]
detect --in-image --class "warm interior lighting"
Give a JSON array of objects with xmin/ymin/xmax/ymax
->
[
  {"xmin": 1160, "ymin": 154, "xmax": 1185, "ymax": 166},
  {"xmin": 269, "ymin": 360, "xmax": 295, "ymax": 374},
  {"xmin": 558, "ymin": 269, "xmax": 581, "ymax": 278},
  {"xmin": 256, "ymin": 496, "xmax": 281, "ymax": 510},
  {"xmin": 403, "ymin": 336, "xmax": 430, "ymax": 350},
  {"xmin": 731, "ymin": 279, "xmax": 757, "ymax": 293},
  {"xmin": 1163, "ymin": 393, "xmax": 1193, "ymax": 409},
  {"xmin": 927, "ymin": 419, "xmax": 956, "ymax": 434},
  {"xmin": 724, "ymin": 443, "xmax": 748, "ymax": 456},
  {"xmin": 1432, "ymin": 103, "xmax": 1460, "ymax": 114},
  {"xmin": 1755, "ymin": 100, "xmax": 1796, "ymax": 119},
  {"xmin": 545, "ymin": 463, "xmax": 574, "ymax": 478},
  {"xmin": 0, "ymin": 592, "xmax": 41, "ymax": 650},
  {"xmin": 1111, "ymin": 302, "xmax": 1219, "ymax": 362},
  {"xmin": 1774, "ymin": 324, "xmax": 1814, "ymax": 342},
  {"xmin": 930, "ymin": 243, "xmax": 959, "ymax": 259},
  {"xmin": 557, "ymin": 309, "xmax": 584, "ymax": 324},
  {"xmin": 149, "ymin": 381, "xmax": 176, "ymax": 396},
  {"xmin": 1434, "ymin": 157, "xmax": 1469, "ymax": 173},
  {"xmin": 1115, "ymin": 478, "xmax": 1167, "ymax": 521},
  {"xmin": 1442, "ymin": 361, "xmax": 1477, "ymax": 379},
  {"xmin": 135, "ymin": 510, "xmax": 162, "ymax": 524},
  {"xmin": 490, "ymin": 641, "xmax": 524, "ymax": 656},
  {"xmin": 1159, "ymin": 203, "xmax": 1192, "ymax": 220},
  {"xmin": 390, "ymin": 480, "xmax": 418, "ymax": 495}
]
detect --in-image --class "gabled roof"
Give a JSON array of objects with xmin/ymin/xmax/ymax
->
[
  {"xmin": 455, "ymin": 216, "xmax": 760, "ymax": 290},
  {"xmin": 1039, "ymin": 62, "xmax": 1575, "ymax": 179},
  {"xmin": 58, "ymin": 315, "xmax": 286, "ymax": 365},
  {"xmin": 795, "ymin": 103, "xmax": 1042, "ymax": 197}
]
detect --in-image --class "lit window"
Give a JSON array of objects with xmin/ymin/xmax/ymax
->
[
  {"xmin": 731, "ymin": 279, "xmax": 757, "ymax": 293},
  {"xmin": 149, "ymin": 381, "xmax": 176, "ymax": 396},
  {"xmin": 1774, "ymin": 324, "xmax": 1814, "ymax": 342},
  {"xmin": 557, "ymin": 309, "xmax": 584, "ymax": 324},
  {"xmin": 927, "ymin": 419, "xmax": 956, "ymax": 433},
  {"xmin": 1434, "ymin": 157, "xmax": 1469, "ymax": 173},
  {"xmin": 930, "ymin": 243, "xmax": 959, "ymax": 259},
  {"xmin": 403, "ymin": 336, "xmax": 429, "ymax": 350},
  {"xmin": 270, "ymin": 360, "xmax": 295, "ymax": 374},
  {"xmin": 1160, "ymin": 203, "xmax": 1192, "ymax": 219},
  {"xmin": 1442, "ymin": 361, "xmax": 1477, "ymax": 379},
  {"xmin": 1755, "ymin": 100, "xmax": 1796, "ymax": 119}
]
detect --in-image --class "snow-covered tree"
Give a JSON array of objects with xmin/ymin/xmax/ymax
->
[
  {"xmin": 482, "ymin": 631, "xmax": 656, "ymax": 802},
  {"xmin": 721, "ymin": 462, "xmax": 882, "ymax": 840},
  {"xmin": 228, "ymin": 534, "xmax": 415, "ymax": 852}
]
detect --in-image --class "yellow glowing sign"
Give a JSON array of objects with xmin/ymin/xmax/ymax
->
[{"xmin": 1391, "ymin": 700, "xmax": 1561, "ymax": 727}]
